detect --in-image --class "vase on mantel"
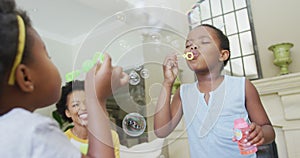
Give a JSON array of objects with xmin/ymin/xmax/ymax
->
[{"xmin": 268, "ymin": 42, "xmax": 294, "ymax": 75}]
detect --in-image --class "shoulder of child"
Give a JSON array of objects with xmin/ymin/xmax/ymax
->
[{"xmin": 1, "ymin": 108, "xmax": 59, "ymax": 131}]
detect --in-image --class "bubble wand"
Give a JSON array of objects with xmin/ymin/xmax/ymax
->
[
  {"xmin": 180, "ymin": 52, "xmax": 194, "ymax": 61},
  {"xmin": 65, "ymin": 52, "xmax": 105, "ymax": 82}
]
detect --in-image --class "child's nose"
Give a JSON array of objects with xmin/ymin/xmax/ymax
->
[
  {"xmin": 191, "ymin": 45, "xmax": 198, "ymax": 50},
  {"xmin": 191, "ymin": 44, "xmax": 198, "ymax": 50}
]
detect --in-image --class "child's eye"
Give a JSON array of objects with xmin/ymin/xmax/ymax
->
[
  {"xmin": 200, "ymin": 37, "xmax": 212, "ymax": 44},
  {"xmin": 202, "ymin": 41, "xmax": 210, "ymax": 44},
  {"xmin": 72, "ymin": 103, "xmax": 79, "ymax": 107},
  {"xmin": 185, "ymin": 44, "xmax": 192, "ymax": 48}
]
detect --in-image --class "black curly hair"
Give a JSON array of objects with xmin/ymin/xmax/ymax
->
[
  {"xmin": 56, "ymin": 80, "xmax": 85, "ymax": 123},
  {"xmin": 0, "ymin": 0, "xmax": 33, "ymax": 94}
]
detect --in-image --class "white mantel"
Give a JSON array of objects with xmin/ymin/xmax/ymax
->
[{"xmin": 252, "ymin": 72, "xmax": 300, "ymax": 158}]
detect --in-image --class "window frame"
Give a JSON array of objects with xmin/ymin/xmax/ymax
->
[{"xmin": 188, "ymin": 0, "xmax": 262, "ymax": 80}]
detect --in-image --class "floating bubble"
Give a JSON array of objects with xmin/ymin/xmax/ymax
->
[
  {"xmin": 116, "ymin": 12, "xmax": 126, "ymax": 22},
  {"xmin": 150, "ymin": 32, "xmax": 161, "ymax": 42},
  {"xmin": 129, "ymin": 71, "xmax": 141, "ymax": 85},
  {"xmin": 119, "ymin": 40, "xmax": 125, "ymax": 46},
  {"xmin": 122, "ymin": 113, "xmax": 146, "ymax": 137},
  {"xmin": 134, "ymin": 65, "xmax": 144, "ymax": 71},
  {"xmin": 171, "ymin": 39, "xmax": 180, "ymax": 48},
  {"xmin": 140, "ymin": 68, "xmax": 150, "ymax": 79},
  {"xmin": 119, "ymin": 40, "xmax": 130, "ymax": 49},
  {"xmin": 165, "ymin": 35, "xmax": 172, "ymax": 43}
]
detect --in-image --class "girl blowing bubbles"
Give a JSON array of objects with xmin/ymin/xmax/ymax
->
[
  {"xmin": 0, "ymin": 0, "xmax": 129, "ymax": 157},
  {"xmin": 154, "ymin": 24, "xmax": 275, "ymax": 158}
]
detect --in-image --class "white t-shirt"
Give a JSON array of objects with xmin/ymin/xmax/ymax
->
[{"xmin": 0, "ymin": 108, "xmax": 81, "ymax": 158}]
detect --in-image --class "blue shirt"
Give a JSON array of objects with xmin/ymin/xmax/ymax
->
[{"xmin": 180, "ymin": 75, "xmax": 256, "ymax": 158}]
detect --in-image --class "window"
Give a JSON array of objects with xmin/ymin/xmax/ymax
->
[{"xmin": 188, "ymin": 0, "xmax": 262, "ymax": 79}]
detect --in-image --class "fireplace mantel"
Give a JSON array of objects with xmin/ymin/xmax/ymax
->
[{"xmin": 252, "ymin": 72, "xmax": 300, "ymax": 158}]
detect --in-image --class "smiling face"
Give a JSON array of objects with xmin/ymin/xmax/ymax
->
[
  {"xmin": 184, "ymin": 26, "xmax": 228, "ymax": 74},
  {"xmin": 65, "ymin": 90, "xmax": 88, "ymax": 126}
]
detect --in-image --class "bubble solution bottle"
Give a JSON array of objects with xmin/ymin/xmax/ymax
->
[{"xmin": 233, "ymin": 118, "xmax": 257, "ymax": 155}]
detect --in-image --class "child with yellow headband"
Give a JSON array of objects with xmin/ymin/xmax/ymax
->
[{"xmin": 0, "ymin": 0, "xmax": 129, "ymax": 157}]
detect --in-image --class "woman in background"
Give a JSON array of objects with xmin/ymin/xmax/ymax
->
[{"xmin": 56, "ymin": 80, "xmax": 120, "ymax": 157}]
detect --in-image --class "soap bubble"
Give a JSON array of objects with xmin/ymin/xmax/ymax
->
[
  {"xmin": 119, "ymin": 40, "xmax": 130, "ymax": 50},
  {"xmin": 140, "ymin": 68, "xmax": 150, "ymax": 79},
  {"xmin": 116, "ymin": 12, "xmax": 126, "ymax": 22},
  {"xmin": 129, "ymin": 71, "xmax": 141, "ymax": 85},
  {"xmin": 134, "ymin": 65, "xmax": 144, "ymax": 71},
  {"xmin": 171, "ymin": 39, "xmax": 180, "ymax": 48},
  {"xmin": 73, "ymin": 6, "xmax": 194, "ymax": 148},
  {"xmin": 122, "ymin": 113, "xmax": 146, "ymax": 137},
  {"xmin": 165, "ymin": 35, "xmax": 172, "ymax": 43},
  {"xmin": 150, "ymin": 32, "xmax": 161, "ymax": 42}
]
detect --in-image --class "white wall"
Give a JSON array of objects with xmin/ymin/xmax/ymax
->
[{"xmin": 250, "ymin": 0, "xmax": 300, "ymax": 78}]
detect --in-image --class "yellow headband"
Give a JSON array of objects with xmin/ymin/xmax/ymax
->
[{"xmin": 8, "ymin": 15, "xmax": 26, "ymax": 85}]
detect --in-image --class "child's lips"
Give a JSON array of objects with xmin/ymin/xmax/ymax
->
[
  {"xmin": 79, "ymin": 113, "xmax": 88, "ymax": 120},
  {"xmin": 184, "ymin": 50, "xmax": 200, "ymax": 60},
  {"xmin": 191, "ymin": 50, "xmax": 199, "ymax": 59}
]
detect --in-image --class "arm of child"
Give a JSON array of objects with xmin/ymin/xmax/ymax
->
[
  {"xmin": 83, "ymin": 53, "xmax": 128, "ymax": 158},
  {"xmin": 245, "ymin": 79, "xmax": 275, "ymax": 146},
  {"xmin": 154, "ymin": 54, "xmax": 183, "ymax": 138}
]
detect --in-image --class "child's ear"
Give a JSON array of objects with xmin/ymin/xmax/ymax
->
[
  {"xmin": 219, "ymin": 50, "xmax": 230, "ymax": 62},
  {"xmin": 65, "ymin": 109, "xmax": 71, "ymax": 118},
  {"xmin": 15, "ymin": 64, "xmax": 34, "ymax": 92}
]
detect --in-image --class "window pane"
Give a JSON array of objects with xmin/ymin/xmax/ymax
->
[
  {"xmin": 244, "ymin": 55, "xmax": 258, "ymax": 79},
  {"xmin": 211, "ymin": 0, "xmax": 222, "ymax": 17},
  {"xmin": 189, "ymin": 6, "xmax": 201, "ymax": 28},
  {"xmin": 240, "ymin": 31, "xmax": 253, "ymax": 55},
  {"xmin": 228, "ymin": 35, "xmax": 241, "ymax": 58},
  {"xmin": 224, "ymin": 62, "xmax": 232, "ymax": 75},
  {"xmin": 195, "ymin": 0, "xmax": 261, "ymax": 79},
  {"xmin": 224, "ymin": 13, "xmax": 237, "ymax": 35},
  {"xmin": 190, "ymin": 23, "xmax": 200, "ymax": 29},
  {"xmin": 222, "ymin": 0, "xmax": 234, "ymax": 13},
  {"xmin": 231, "ymin": 58, "xmax": 244, "ymax": 76},
  {"xmin": 202, "ymin": 19, "xmax": 212, "ymax": 25},
  {"xmin": 213, "ymin": 16, "xmax": 225, "ymax": 32},
  {"xmin": 234, "ymin": 0, "xmax": 246, "ymax": 9},
  {"xmin": 200, "ymin": 0, "xmax": 211, "ymax": 20},
  {"xmin": 236, "ymin": 9, "xmax": 250, "ymax": 32}
]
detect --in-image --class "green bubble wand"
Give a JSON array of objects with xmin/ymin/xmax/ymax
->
[{"xmin": 65, "ymin": 52, "xmax": 105, "ymax": 82}]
